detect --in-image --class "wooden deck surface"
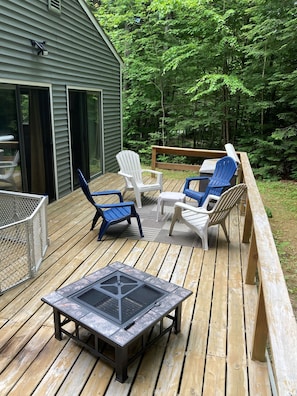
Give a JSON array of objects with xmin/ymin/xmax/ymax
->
[{"xmin": 0, "ymin": 173, "xmax": 272, "ymax": 395}]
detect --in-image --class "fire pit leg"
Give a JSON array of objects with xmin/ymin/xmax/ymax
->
[
  {"xmin": 115, "ymin": 346, "xmax": 128, "ymax": 383},
  {"xmin": 53, "ymin": 309, "xmax": 63, "ymax": 340},
  {"xmin": 174, "ymin": 303, "xmax": 182, "ymax": 334}
]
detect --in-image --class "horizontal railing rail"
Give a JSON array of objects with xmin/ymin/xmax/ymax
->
[
  {"xmin": 151, "ymin": 145, "xmax": 226, "ymax": 172},
  {"xmin": 151, "ymin": 145, "xmax": 297, "ymax": 395}
]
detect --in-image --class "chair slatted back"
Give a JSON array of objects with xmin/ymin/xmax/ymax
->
[
  {"xmin": 225, "ymin": 143, "xmax": 240, "ymax": 165},
  {"xmin": 77, "ymin": 169, "xmax": 97, "ymax": 207},
  {"xmin": 116, "ymin": 150, "xmax": 143, "ymax": 184},
  {"xmin": 208, "ymin": 183, "xmax": 247, "ymax": 226},
  {"xmin": 202, "ymin": 156, "xmax": 237, "ymax": 205}
]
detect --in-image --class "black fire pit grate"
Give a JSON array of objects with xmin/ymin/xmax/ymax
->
[{"xmin": 70, "ymin": 271, "xmax": 167, "ymax": 327}]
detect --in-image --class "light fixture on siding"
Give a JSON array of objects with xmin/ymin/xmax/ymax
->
[{"xmin": 31, "ymin": 40, "xmax": 48, "ymax": 56}]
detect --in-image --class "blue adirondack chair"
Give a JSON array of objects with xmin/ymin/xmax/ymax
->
[
  {"xmin": 77, "ymin": 169, "xmax": 144, "ymax": 241},
  {"xmin": 183, "ymin": 156, "xmax": 237, "ymax": 206}
]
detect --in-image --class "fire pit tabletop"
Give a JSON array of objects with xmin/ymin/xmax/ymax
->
[{"xmin": 42, "ymin": 262, "xmax": 192, "ymax": 382}]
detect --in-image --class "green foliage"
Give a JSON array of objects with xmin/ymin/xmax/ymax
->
[
  {"xmin": 271, "ymin": 125, "xmax": 297, "ymax": 179},
  {"xmin": 90, "ymin": 0, "xmax": 297, "ymax": 180},
  {"xmin": 187, "ymin": 74, "xmax": 253, "ymax": 99},
  {"xmin": 265, "ymin": 207, "xmax": 273, "ymax": 218},
  {"xmin": 244, "ymin": 124, "xmax": 297, "ymax": 180}
]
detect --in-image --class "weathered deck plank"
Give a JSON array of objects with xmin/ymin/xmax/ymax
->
[{"xmin": 0, "ymin": 173, "xmax": 272, "ymax": 395}]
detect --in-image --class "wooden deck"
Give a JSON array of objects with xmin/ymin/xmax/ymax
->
[{"xmin": 0, "ymin": 173, "xmax": 272, "ymax": 395}]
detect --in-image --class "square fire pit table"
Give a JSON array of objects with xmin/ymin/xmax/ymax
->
[{"xmin": 41, "ymin": 262, "xmax": 192, "ymax": 382}]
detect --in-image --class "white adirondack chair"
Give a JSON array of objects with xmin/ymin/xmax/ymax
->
[
  {"xmin": 116, "ymin": 150, "xmax": 163, "ymax": 208},
  {"xmin": 0, "ymin": 150, "xmax": 20, "ymax": 188},
  {"xmin": 169, "ymin": 183, "xmax": 247, "ymax": 250}
]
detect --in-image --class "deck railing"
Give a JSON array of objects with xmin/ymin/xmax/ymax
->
[{"xmin": 151, "ymin": 145, "xmax": 297, "ymax": 395}]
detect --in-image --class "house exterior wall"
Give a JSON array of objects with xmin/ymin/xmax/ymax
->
[{"xmin": 0, "ymin": 0, "xmax": 123, "ymax": 198}]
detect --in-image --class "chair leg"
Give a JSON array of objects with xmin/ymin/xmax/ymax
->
[
  {"xmin": 135, "ymin": 214, "xmax": 144, "ymax": 237},
  {"xmin": 135, "ymin": 190, "xmax": 142, "ymax": 208},
  {"xmin": 193, "ymin": 222, "xmax": 209, "ymax": 250},
  {"xmin": 91, "ymin": 211, "xmax": 100, "ymax": 230},
  {"xmin": 161, "ymin": 200, "xmax": 165, "ymax": 215},
  {"xmin": 169, "ymin": 206, "xmax": 182, "ymax": 235},
  {"xmin": 98, "ymin": 220, "xmax": 109, "ymax": 241},
  {"xmin": 201, "ymin": 232, "xmax": 209, "ymax": 250},
  {"xmin": 220, "ymin": 220, "xmax": 230, "ymax": 242},
  {"xmin": 156, "ymin": 196, "xmax": 161, "ymax": 221}
]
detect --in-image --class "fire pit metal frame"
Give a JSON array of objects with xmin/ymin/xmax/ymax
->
[{"xmin": 42, "ymin": 262, "xmax": 192, "ymax": 382}]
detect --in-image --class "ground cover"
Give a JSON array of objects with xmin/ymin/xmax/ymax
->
[{"xmin": 257, "ymin": 180, "xmax": 297, "ymax": 318}]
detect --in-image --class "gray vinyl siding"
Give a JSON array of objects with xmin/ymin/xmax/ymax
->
[{"xmin": 0, "ymin": 0, "xmax": 122, "ymax": 198}]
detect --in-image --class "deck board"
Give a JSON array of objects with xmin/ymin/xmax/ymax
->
[{"xmin": 0, "ymin": 173, "xmax": 272, "ymax": 395}]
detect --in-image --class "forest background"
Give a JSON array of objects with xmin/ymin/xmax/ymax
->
[{"xmin": 88, "ymin": 0, "xmax": 297, "ymax": 181}]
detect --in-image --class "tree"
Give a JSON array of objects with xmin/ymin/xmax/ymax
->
[{"xmin": 88, "ymin": 0, "xmax": 297, "ymax": 178}]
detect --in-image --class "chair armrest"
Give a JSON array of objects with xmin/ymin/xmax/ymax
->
[
  {"xmin": 118, "ymin": 171, "xmax": 134, "ymax": 181},
  {"xmin": 97, "ymin": 201, "xmax": 136, "ymax": 209},
  {"xmin": 0, "ymin": 162, "xmax": 15, "ymax": 168},
  {"xmin": 118, "ymin": 171, "xmax": 139, "ymax": 191},
  {"xmin": 174, "ymin": 201, "xmax": 210, "ymax": 214},
  {"xmin": 184, "ymin": 176, "xmax": 209, "ymax": 190},
  {"xmin": 185, "ymin": 176, "xmax": 209, "ymax": 182},
  {"xmin": 92, "ymin": 190, "xmax": 123, "ymax": 202},
  {"xmin": 141, "ymin": 169, "xmax": 162, "ymax": 176},
  {"xmin": 201, "ymin": 194, "xmax": 220, "ymax": 209},
  {"xmin": 141, "ymin": 169, "xmax": 163, "ymax": 184},
  {"xmin": 208, "ymin": 181, "xmax": 231, "ymax": 189}
]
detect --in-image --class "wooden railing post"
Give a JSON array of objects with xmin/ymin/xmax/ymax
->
[
  {"xmin": 151, "ymin": 146, "xmax": 157, "ymax": 171},
  {"xmin": 245, "ymin": 227, "xmax": 258, "ymax": 285},
  {"xmin": 242, "ymin": 195, "xmax": 252, "ymax": 243},
  {"xmin": 251, "ymin": 282, "xmax": 268, "ymax": 362}
]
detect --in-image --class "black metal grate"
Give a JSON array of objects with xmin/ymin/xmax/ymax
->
[{"xmin": 71, "ymin": 271, "xmax": 166, "ymax": 326}]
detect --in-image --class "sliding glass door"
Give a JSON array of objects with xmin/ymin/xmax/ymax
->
[
  {"xmin": 0, "ymin": 84, "xmax": 55, "ymax": 201},
  {"xmin": 69, "ymin": 89, "xmax": 102, "ymax": 187}
]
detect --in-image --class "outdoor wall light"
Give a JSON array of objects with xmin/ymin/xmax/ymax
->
[{"xmin": 31, "ymin": 40, "xmax": 48, "ymax": 56}]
